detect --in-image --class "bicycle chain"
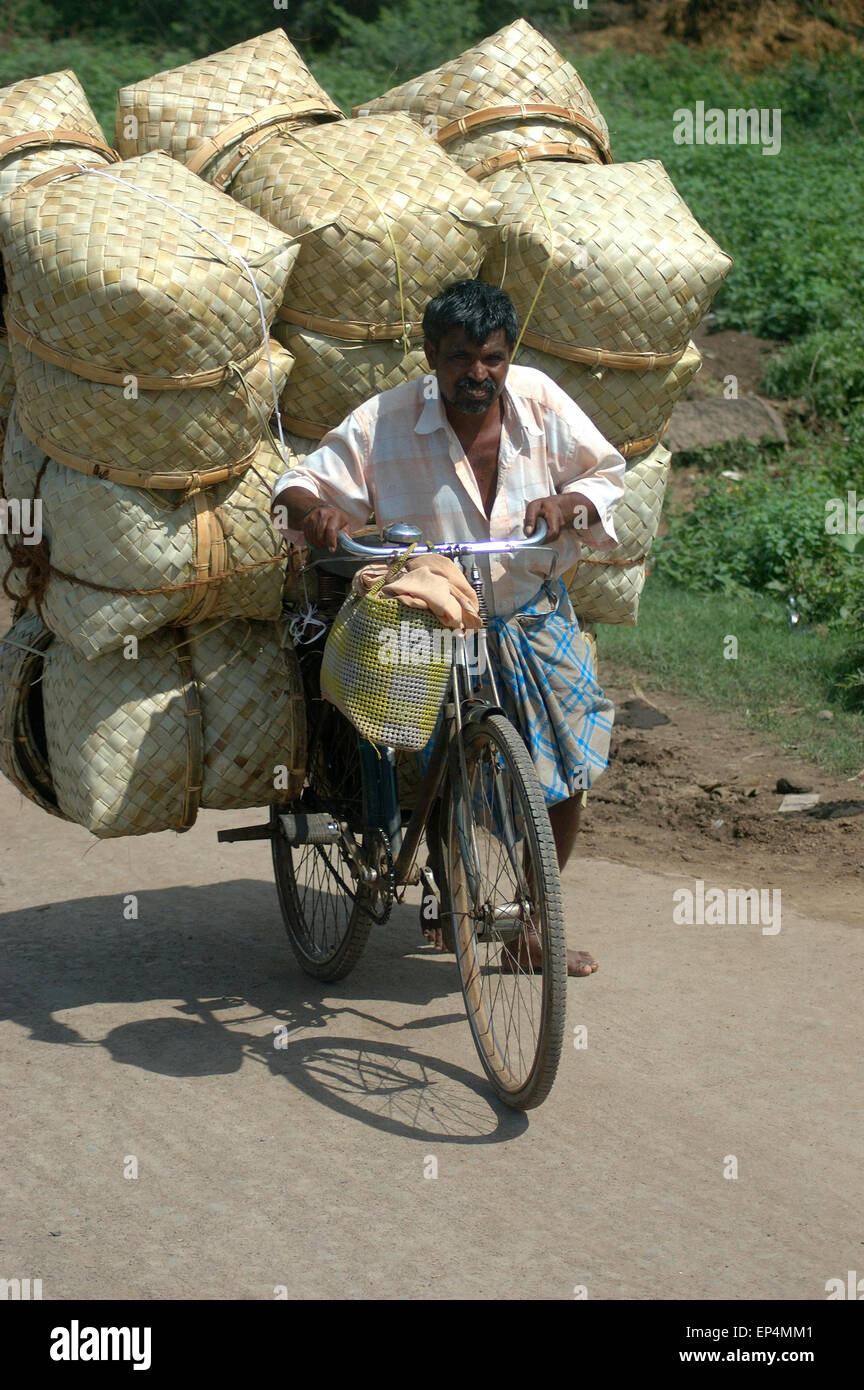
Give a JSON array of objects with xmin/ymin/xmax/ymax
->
[
  {"xmin": 310, "ymin": 827, "xmax": 394, "ymax": 925},
  {"xmin": 359, "ymin": 827, "xmax": 395, "ymax": 925}
]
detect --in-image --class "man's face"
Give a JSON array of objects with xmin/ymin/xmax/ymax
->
[{"xmin": 424, "ymin": 326, "xmax": 511, "ymax": 416}]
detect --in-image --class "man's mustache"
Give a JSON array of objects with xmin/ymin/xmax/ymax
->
[{"xmin": 454, "ymin": 378, "xmax": 495, "ymax": 395}]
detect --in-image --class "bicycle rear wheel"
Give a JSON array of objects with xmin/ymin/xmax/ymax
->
[
  {"xmin": 443, "ymin": 713, "xmax": 566, "ymax": 1109},
  {"xmin": 273, "ymin": 677, "xmax": 376, "ymax": 982}
]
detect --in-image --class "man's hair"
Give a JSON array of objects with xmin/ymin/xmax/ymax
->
[{"xmin": 423, "ymin": 279, "xmax": 519, "ymax": 350}]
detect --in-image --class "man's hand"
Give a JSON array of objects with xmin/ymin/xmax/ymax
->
[
  {"xmin": 524, "ymin": 493, "xmax": 599, "ymax": 542},
  {"xmin": 271, "ymin": 485, "xmax": 354, "ymax": 552},
  {"xmin": 300, "ymin": 503, "xmax": 354, "ymax": 553}
]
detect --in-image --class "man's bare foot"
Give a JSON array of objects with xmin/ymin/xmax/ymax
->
[
  {"xmin": 424, "ymin": 921, "xmax": 597, "ymax": 975},
  {"xmin": 501, "ymin": 930, "xmax": 598, "ymax": 977}
]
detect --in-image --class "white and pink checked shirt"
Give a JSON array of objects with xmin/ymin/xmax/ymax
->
[{"xmin": 273, "ymin": 364, "xmax": 625, "ymax": 619}]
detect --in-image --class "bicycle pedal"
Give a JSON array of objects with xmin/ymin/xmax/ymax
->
[
  {"xmin": 277, "ymin": 812, "xmax": 341, "ymax": 845},
  {"xmin": 418, "ymin": 864, "xmax": 440, "ymax": 903}
]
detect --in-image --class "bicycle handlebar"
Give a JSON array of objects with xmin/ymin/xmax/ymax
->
[{"xmin": 335, "ymin": 517, "xmax": 550, "ymax": 560}]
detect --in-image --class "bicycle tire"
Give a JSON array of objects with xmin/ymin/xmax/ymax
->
[
  {"xmin": 442, "ymin": 713, "xmax": 567, "ymax": 1109},
  {"xmin": 272, "ymin": 688, "xmax": 375, "ymax": 983}
]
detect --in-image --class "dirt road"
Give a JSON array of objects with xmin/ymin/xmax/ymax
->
[{"xmin": 1, "ymin": 676, "xmax": 861, "ymax": 1301}]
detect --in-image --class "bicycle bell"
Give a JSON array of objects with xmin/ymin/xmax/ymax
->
[{"xmin": 383, "ymin": 523, "xmax": 423, "ymax": 546}]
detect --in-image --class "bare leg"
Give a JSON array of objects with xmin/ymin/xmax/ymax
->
[
  {"xmin": 504, "ymin": 794, "xmax": 598, "ymax": 977},
  {"xmin": 548, "ymin": 794, "xmax": 583, "ymax": 871}
]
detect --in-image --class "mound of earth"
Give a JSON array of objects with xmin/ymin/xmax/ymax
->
[
  {"xmin": 582, "ymin": 672, "xmax": 864, "ymax": 927},
  {"xmin": 567, "ymin": 0, "xmax": 863, "ymax": 68}
]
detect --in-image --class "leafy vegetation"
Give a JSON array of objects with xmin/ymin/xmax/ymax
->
[
  {"xmin": 653, "ymin": 441, "xmax": 864, "ymax": 625},
  {"xmin": 598, "ymin": 575, "xmax": 864, "ymax": 775}
]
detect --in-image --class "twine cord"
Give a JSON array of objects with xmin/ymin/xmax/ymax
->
[
  {"xmin": 511, "ymin": 156, "xmax": 557, "ymax": 363},
  {"xmin": 0, "ymin": 634, "xmax": 49, "ymax": 657},
  {"xmin": 278, "ymin": 130, "xmax": 411, "ymax": 353}
]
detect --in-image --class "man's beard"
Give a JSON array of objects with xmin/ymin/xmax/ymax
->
[{"xmin": 444, "ymin": 377, "xmax": 498, "ymax": 414}]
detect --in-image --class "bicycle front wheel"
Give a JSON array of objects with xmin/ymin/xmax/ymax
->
[{"xmin": 443, "ymin": 714, "xmax": 566, "ymax": 1110}]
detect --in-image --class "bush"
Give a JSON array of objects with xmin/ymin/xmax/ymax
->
[
  {"xmin": 653, "ymin": 442, "xmax": 864, "ymax": 626},
  {"xmin": 564, "ymin": 46, "xmax": 864, "ymax": 345},
  {"xmin": 321, "ymin": 0, "xmax": 484, "ymax": 109},
  {"xmin": 761, "ymin": 325, "xmax": 864, "ymax": 422},
  {"xmin": 0, "ymin": 37, "xmax": 196, "ymax": 134}
]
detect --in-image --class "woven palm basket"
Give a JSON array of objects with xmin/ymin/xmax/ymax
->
[
  {"xmin": 565, "ymin": 440, "xmax": 672, "ymax": 626},
  {"xmin": 1, "ymin": 151, "xmax": 297, "ymax": 484},
  {"xmin": 10, "ymin": 336, "xmax": 293, "ymax": 489},
  {"xmin": 482, "ymin": 159, "xmax": 732, "ymax": 362},
  {"xmin": 0, "ymin": 321, "xmax": 13, "ymax": 454},
  {"xmin": 39, "ymin": 617, "xmax": 305, "ymax": 837},
  {"xmin": 115, "ymin": 28, "xmax": 343, "ymax": 171},
  {"xmin": 272, "ymin": 326, "xmax": 428, "ymax": 439},
  {"xmin": 0, "ymin": 70, "xmax": 118, "ymax": 210},
  {"xmin": 2, "ymin": 403, "xmax": 295, "ymax": 657},
  {"xmin": 0, "ymin": 611, "xmax": 66, "ymax": 819},
  {"xmin": 514, "ymin": 339, "xmax": 702, "ymax": 459},
  {"xmin": 354, "ymin": 19, "xmax": 611, "ymax": 177},
  {"xmin": 230, "ymin": 114, "xmax": 500, "ymax": 344}
]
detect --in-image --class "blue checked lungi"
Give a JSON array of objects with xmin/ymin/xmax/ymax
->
[{"xmin": 409, "ymin": 577, "xmax": 614, "ymax": 807}]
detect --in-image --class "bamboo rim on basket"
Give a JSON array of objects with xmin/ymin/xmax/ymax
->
[
  {"xmin": 436, "ymin": 103, "xmax": 612, "ymax": 162},
  {"xmin": 185, "ymin": 98, "xmax": 343, "ymax": 181},
  {"xmin": 519, "ymin": 327, "xmax": 686, "ymax": 371},
  {"xmin": 275, "ymin": 305, "xmax": 418, "ymax": 344},
  {"xmin": 14, "ymin": 409, "xmax": 260, "ymax": 490},
  {"xmin": 0, "ymin": 128, "xmax": 119, "ymax": 162},
  {"xmin": 466, "ymin": 142, "xmax": 603, "ymax": 180},
  {"xmin": 4, "ymin": 307, "xmax": 267, "ymax": 390}
]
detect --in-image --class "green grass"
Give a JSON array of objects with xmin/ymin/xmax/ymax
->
[
  {"xmin": 0, "ymin": 36, "xmax": 197, "ymax": 136},
  {"xmin": 597, "ymin": 576, "xmax": 864, "ymax": 777}
]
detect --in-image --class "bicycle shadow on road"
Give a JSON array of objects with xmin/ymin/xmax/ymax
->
[{"xmin": 0, "ymin": 878, "xmax": 526, "ymax": 1141}]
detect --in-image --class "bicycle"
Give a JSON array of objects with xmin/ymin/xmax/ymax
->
[{"xmin": 219, "ymin": 521, "xmax": 567, "ymax": 1110}]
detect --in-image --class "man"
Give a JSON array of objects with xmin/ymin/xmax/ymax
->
[{"xmin": 272, "ymin": 280, "xmax": 624, "ymax": 976}]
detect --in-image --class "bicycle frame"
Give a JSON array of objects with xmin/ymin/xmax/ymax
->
[
  {"xmin": 326, "ymin": 523, "xmax": 558, "ymax": 902},
  {"xmin": 387, "ymin": 628, "xmax": 490, "ymax": 891}
]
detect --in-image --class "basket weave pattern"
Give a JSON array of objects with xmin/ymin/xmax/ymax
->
[
  {"xmin": 2, "ymin": 151, "xmax": 296, "ymax": 375},
  {"xmin": 1, "ymin": 151, "xmax": 297, "ymax": 481},
  {"xmin": 2, "ymin": 403, "xmax": 290, "ymax": 657},
  {"xmin": 0, "ymin": 70, "xmax": 117, "ymax": 205},
  {"xmin": 514, "ymin": 339, "xmax": 702, "ymax": 457},
  {"xmin": 321, "ymin": 588, "xmax": 451, "ymax": 750},
  {"xmin": 115, "ymin": 29, "xmax": 342, "ymax": 164},
  {"xmin": 273, "ymin": 326, "xmax": 428, "ymax": 438},
  {"xmin": 565, "ymin": 442, "xmax": 671, "ymax": 625},
  {"xmin": 482, "ymin": 160, "xmax": 732, "ymax": 360},
  {"xmin": 41, "ymin": 617, "xmax": 305, "ymax": 837},
  {"xmin": 10, "ymin": 337, "xmax": 293, "ymax": 486},
  {"xmin": 354, "ymin": 19, "xmax": 611, "ymax": 173},
  {"xmin": 232, "ymin": 115, "xmax": 499, "ymax": 332}
]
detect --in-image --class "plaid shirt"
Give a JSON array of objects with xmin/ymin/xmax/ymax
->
[{"xmin": 273, "ymin": 365, "xmax": 625, "ymax": 618}]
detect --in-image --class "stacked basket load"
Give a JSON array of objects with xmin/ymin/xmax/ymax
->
[
  {"xmin": 358, "ymin": 19, "xmax": 733, "ymax": 622},
  {"xmin": 0, "ymin": 71, "xmax": 120, "ymax": 448},
  {"xmin": 0, "ymin": 606, "xmax": 305, "ymax": 837},
  {"xmin": 115, "ymin": 29, "xmax": 502, "ymax": 454},
  {"xmin": 0, "ymin": 18, "xmax": 735, "ymax": 841},
  {"xmin": 0, "ymin": 122, "xmax": 308, "ymax": 834}
]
